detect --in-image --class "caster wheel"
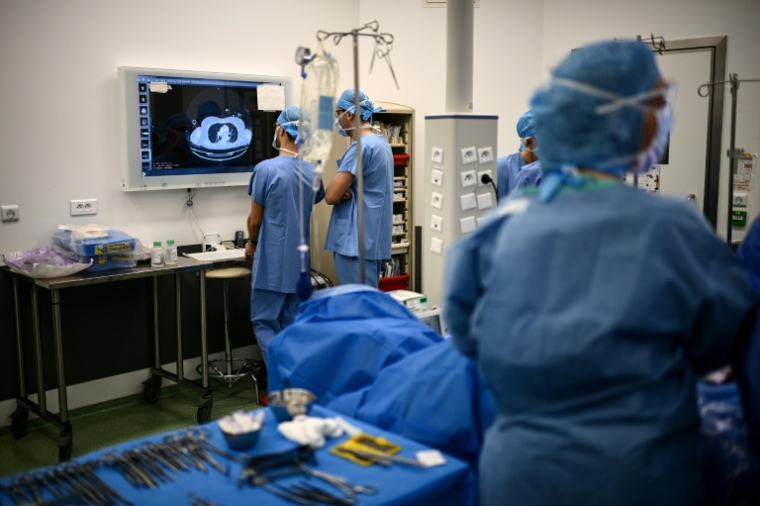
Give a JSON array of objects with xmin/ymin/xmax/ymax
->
[
  {"xmin": 10, "ymin": 409, "xmax": 29, "ymax": 439},
  {"xmin": 197, "ymin": 404, "xmax": 212, "ymax": 424},
  {"xmin": 59, "ymin": 444, "xmax": 72, "ymax": 462},
  {"xmin": 58, "ymin": 427, "xmax": 73, "ymax": 462},
  {"xmin": 141, "ymin": 375, "xmax": 162, "ymax": 404},
  {"xmin": 143, "ymin": 382, "xmax": 161, "ymax": 404}
]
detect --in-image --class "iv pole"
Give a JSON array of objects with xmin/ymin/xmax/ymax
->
[
  {"xmin": 316, "ymin": 21, "xmax": 397, "ymax": 285},
  {"xmin": 699, "ymin": 75, "xmax": 760, "ymax": 245}
]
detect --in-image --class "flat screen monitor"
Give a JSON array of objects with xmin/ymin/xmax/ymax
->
[{"xmin": 119, "ymin": 67, "xmax": 291, "ymax": 191}]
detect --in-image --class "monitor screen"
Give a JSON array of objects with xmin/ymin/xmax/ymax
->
[{"xmin": 119, "ymin": 67, "xmax": 291, "ymax": 191}]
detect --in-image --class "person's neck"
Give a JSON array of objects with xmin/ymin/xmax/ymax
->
[
  {"xmin": 578, "ymin": 168, "xmax": 620, "ymax": 181},
  {"xmin": 350, "ymin": 124, "xmax": 374, "ymax": 140},
  {"xmin": 520, "ymin": 149, "xmax": 537, "ymax": 164},
  {"xmin": 277, "ymin": 139, "xmax": 298, "ymax": 156}
]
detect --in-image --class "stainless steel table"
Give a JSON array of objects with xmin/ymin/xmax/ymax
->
[{"xmin": 5, "ymin": 257, "xmax": 214, "ymax": 461}]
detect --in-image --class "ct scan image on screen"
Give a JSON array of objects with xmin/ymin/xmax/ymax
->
[{"xmin": 138, "ymin": 75, "xmax": 280, "ymax": 177}]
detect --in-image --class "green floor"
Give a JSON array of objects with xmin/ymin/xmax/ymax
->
[{"xmin": 0, "ymin": 379, "xmax": 260, "ymax": 479}]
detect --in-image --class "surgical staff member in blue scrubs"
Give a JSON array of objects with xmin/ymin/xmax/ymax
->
[
  {"xmin": 325, "ymin": 90, "xmax": 393, "ymax": 288},
  {"xmin": 245, "ymin": 107, "xmax": 324, "ymax": 364},
  {"xmin": 444, "ymin": 40, "xmax": 757, "ymax": 506},
  {"xmin": 496, "ymin": 110, "xmax": 538, "ymax": 199}
]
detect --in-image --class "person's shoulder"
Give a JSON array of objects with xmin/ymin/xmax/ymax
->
[
  {"xmin": 497, "ymin": 152, "xmax": 520, "ymax": 166},
  {"xmin": 622, "ymin": 186, "xmax": 714, "ymax": 233},
  {"xmin": 253, "ymin": 158, "xmax": 277, "ymax": 172}
]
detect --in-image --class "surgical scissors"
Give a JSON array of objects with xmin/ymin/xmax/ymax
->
[
  {"xmin": 188, "ymin": 492, "xmax": 224, "ymax": 506},
  {"xmin": 303, "ymin": 468, "xmax": 379, "ymax": 498}
]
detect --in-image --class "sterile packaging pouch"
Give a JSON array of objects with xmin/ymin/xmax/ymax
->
[
  {"xmin": 53, "ymin": 224, "xmax": 136, "ymax": 256},
  {"xmin": 2, "ymin": 246, "xmax": 92, "ymax": 278},
  {"xmin": 54, "ymin": 239, "xmax": 144, "ymax": 272}
]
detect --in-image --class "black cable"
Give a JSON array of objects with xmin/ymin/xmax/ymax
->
[{"xmin": 481, "ymin": 174, "xmax": 499, "ymax": 204}]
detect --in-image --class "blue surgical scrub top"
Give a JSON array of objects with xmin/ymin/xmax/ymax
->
[
  {"xmin": 496, "ymin": 151, "xmax": 528, "ymax": 200},
  {"xmin": 511, "ymin": 161, "xmax": 542, "ymax": 194},
  {"xmin": 248, "ymin": 155, "xmax": 325, "ymax": 293},
  {"xmin": 325, "ymin": 134, "xmax": 394, "ymax": 260},
  {"xmin": 443, "ymin": 180, "xmax": 756, "ymax": 505}
]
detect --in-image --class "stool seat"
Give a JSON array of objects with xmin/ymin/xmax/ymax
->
[
  {"xmin": 207, "ymin": 267, "xmax": 251, "ymax": 280},
  {"xmin": 198, "ymin": 265, "xmax": 259, "ymax": 401}
]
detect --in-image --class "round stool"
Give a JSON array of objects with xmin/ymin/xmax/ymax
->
[{"xmin": 197, "ymin": 267, "xmax": 260, "ymax": 401}]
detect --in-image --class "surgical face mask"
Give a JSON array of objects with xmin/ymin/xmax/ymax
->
[
  {"xmin": 334, "ymin": 110, "xmax": 354, "ymax": 137},
  {"xmin": 272, "ymin": 121, "xmax": 299, "ymax": 155},
  {"xmin": 521, "ymin": 137, "xmax": 538, "ymax": 157},
  {"xmin": 551, "ymin": 78, "xmax": 676, "ymax": 172},
  {"xmin": 630, "ymin": 97, "xmax": 673, "ymax": 174}
]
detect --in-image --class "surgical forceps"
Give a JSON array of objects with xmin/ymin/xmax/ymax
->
[{"xmin": 302, "ymin": 468, "xmax": 379, "ymax": 498}]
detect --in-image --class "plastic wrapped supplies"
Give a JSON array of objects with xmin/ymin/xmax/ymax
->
[
  {"xmin": 2, "ymin": 246, "xmax": 92, "ymax": 278},
  {"xmin": 53, "ymin": 225, "xmax": 136, "ymax": 256},
  {"xmin": 52, "ymin": 225, "xmax": 141, "ymax": 273}
]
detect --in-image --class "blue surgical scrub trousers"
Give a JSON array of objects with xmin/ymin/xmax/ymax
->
[
  {"xmin": 250, "ymin": 289, "xmax": 300, "ymax": 365},
  {"xmin": 333, "ymin": 253, "xmax": 382, "ymax": 288}
]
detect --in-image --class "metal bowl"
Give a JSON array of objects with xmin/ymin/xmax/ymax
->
[
  {"xmin": 267, "ymin": 388, "xmax": 316, "ymax": 422},
  {"xmin": 221, "ymin": 426, "xmax": 262, "ymax": 450}
]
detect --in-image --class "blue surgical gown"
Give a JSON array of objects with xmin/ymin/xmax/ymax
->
[
  {"xmin": 325, "ymin": 134, "xmax": 393, "ymax": 260},
  {"xmin": 327, "ymin": 341, "xmax": 496, "ymax": 469},
  {"xmin": 496, "ymin": 151, "xmax": 528, "ymax": 200},
  {"xmin": 443, "ymin": 181, "xmax": 756, "ymax": 506},
  {"xmin": 247, "ymin": 155, "xmax": 325, "ymax": 293},
  {"xmin": 511, "ymin": 160, "xmax": 542, "ymax": 195},
  {"xmin": 267, "ymin": 285, "xmax": 441, "ymax": 405},
  {"xmin": 737, "ymin": 219, "xmax": 760, "ymax": 502}
]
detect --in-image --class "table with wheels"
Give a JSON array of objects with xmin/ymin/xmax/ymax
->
[{"xmin": 5, "ymin": 257, "xmax": 214, "ymax": 461}]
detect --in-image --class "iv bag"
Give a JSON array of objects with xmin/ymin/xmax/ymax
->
[{"xmin": 298, "ymin": 43, "xmax": 339, "ymax": 173}]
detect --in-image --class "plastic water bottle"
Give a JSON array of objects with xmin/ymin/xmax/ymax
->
[
  {"xmin": 151, "ymin": 241, "xmax": 164, "ymax": 267},
  {"xmin": 164, "ymin": 239, "xmax": 177, "ymax": 265}
]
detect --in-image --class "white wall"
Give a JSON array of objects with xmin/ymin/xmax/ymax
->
[
  {"xmin": 356, "ymin": 0, "xmax": 544, "ymax": 225},
  {"xmin": 542, "ymin": 0, "xmax": 760, "ymax": 240},
  {"xmin": 0, "ymin": 0, "xmax": 359, "ymax": 253}
]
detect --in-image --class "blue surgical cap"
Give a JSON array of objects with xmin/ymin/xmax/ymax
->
[
  {"xmin": 336, "ymin": 89, "xmax": 384, "ymax": 121},
  {"xmin": 516, "ymin": 111, "xmax": 535, "ymax": 139},
  {"xmin": 277, "ymin": 106, "xmax": 300, "ymax": 138},
  {"xmin": 531, "ymin": 40, "xmax": 661, "ymax": 174}
]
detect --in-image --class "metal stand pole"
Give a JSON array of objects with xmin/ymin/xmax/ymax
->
[
  {"xmin": 726, "ymin": 74, "xmax": 740, "ymax": 245},
  {"xmin": 352, "ymin": 30, "xmax": 366, "ymax": 285},
  {"xmin": 13, "ymin": 278, "xmax": 26, "ymax": 398}
]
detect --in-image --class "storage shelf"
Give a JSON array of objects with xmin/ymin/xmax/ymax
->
[
  {"xmin": 392, "ymin": 242, "xmax": 410, "ymax": 250},
  {"xmin": 389, "ymin": 144, "xmax": 406, "ymax": 148},
  {"xmin": 392, "ymin": 232, "xmax": 407, "ymax": 237}
]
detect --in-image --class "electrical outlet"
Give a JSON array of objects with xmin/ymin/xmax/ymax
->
[
  {"xmin": 70, "ymin": 199, "xmax": 98, "ymax": 216},
  {"xmin": 733, "ymin": 192, "xmax": 748, "ymax": 208},
  {"xmin": 1, "ymin": 205, "xmax": 19, "ymax": 222}
]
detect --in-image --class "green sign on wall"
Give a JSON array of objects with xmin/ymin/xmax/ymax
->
[{"xmin": 733, "ymin": 210, "xmax": 748, "ymax": 227}]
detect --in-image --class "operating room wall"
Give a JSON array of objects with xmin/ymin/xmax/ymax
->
[
  {"xmin": 0, "ymin": 0, "xmax": 360, "ymax": 419},
  {"xmin": 542, "ymin": 0, "xmax": 760, "ymax": 241},
  {"xmin": 356, "ymin": 0, "xmax": 545, "ymax": 228},
  {"xmin": 0, "ymin": 0, "xmax": 358, "ymax": 255}
]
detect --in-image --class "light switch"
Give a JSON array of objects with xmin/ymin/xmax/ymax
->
[
  {"xmin": 430, "ymin": 237, "xmax": 443, "ymax": 255},
  {"xmin": 477, "ymin": 192, "xmax": 494, "ymax": 210},
  {"xmin": 460, "ymin": 216, "xmax": 477, "ymax": 234},
  {"xmin": 460, "ymin": 193, "xmax": 477, "ymax": 211}
]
